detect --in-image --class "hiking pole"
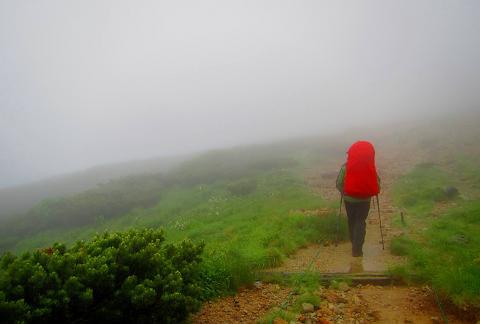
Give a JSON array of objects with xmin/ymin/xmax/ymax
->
[
  {"xmin": 335, "ymin": 194, "xmax": 343, "ymax": 247},
  {"xmin": 375, "ymin": 195, "xmax": 385, "ymax": 250}
]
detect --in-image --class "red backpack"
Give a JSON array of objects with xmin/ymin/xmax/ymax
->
[{"xmin": 344, "ymin": 141, "xmax": 379, "ymax": 198}]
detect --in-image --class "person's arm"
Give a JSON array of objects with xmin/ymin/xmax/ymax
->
[{"xmin": 336, "ymin": 164, "xmax": 346, "ymax": 193}]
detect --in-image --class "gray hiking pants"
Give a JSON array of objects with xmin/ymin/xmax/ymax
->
[{"xmin": 344, "ymin": 200, "xmax": 371, "ymax": 257}]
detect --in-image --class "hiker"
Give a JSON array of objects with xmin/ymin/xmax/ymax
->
[{"xmin": 336, "ymin": 141, "xmax": 380, "ymax": 257}]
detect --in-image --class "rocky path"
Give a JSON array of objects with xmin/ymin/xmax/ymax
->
[
  {"xmin": 293, "ymin": 284, "xmax": 462, "ymax": 324},
  {"xmin": 192, "ymin": 147, "xmax": 468, "ymax": 323},
  {"xmin": 191, "ymin": 284, "xmax": 290, "ymax": 324},
  {"xmin": 192, "ymin": 282, "xmax": 462, "ymax": 324}
]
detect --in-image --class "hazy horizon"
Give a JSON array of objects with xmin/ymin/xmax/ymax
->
[
  {"xmin": 0, "ymin": 116, "xmax": 387, "ymax": 189},
  {"xmin": 2, "ymin": 1, "xmax": 479, "ymax": 187}
]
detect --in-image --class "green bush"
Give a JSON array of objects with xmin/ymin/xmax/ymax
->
[{"xmin": 0, "ymin": 229, "xmax": 204, "ymax": 323}]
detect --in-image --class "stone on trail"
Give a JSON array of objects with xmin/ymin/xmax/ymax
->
[
  {"xmin": 352, "ymin": 295, "xmax": 360, "ymax": 305},
  {"xmin": 336, "ymin": 296, "xmax": 348, "ymax": 304},
  {"xmin": 338, "ymin": 282, "xmax": 350, "ymax": 292},
  {"xmin": 444, "ymin": 186, "xmax": 459, "ymax": 199},
  {"xmin": 317, "ymin": 319, "xmax": 331, "ymax": 324},
  {"xmin": 430, "ymin": 316, "xmax": 440, "ymax": 324},
  {"xmin": 273, "ymin": 317, "xmax": 288, "ymax": 324},
  {"xmin": 368, "ymin": 310, "xmax": 381, "ymax": 321},
  {"xmin": 302, "ymin": 302, "xmax": 315, "ymax": 313}
]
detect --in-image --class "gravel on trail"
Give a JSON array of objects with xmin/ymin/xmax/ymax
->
[
  {"xmin": 191, "ymin": 282, "xmax": 465, "ymax": 323},
  {"xmin": 191, "ymin": 284, "xmax": 290, "ymax": 324},
  {"xmin": 303, "ymin": 284, "xmax": 463, "ymax": 324}
]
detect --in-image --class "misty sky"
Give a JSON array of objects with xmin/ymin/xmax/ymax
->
[{"xmin": 1, "ymin": 1, "xmax": 479, "ymax": 187}]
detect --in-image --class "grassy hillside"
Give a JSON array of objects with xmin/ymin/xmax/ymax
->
[
  {"xmin": 0, "ymin": 136, "xmax": 347, "ymax": 253},
  {"xmin": 0, "ymin": 154, "xmax": 188, "ymax": 221},
  {"xmin": 15, "ymin": 169, "xmax": 345, "ymax": 292},
  {"xmin": 0, "ymin": 140, "xmax": 350, "ymax": 303},
  {"xmin": 390, "ymin": 158, "xmax": 480, "ymax": 308},
  {"xmin": 387, "ymin": 114, "xmax": 480, "ymax": 309},
  {"xmin": 0, "ymin": 173, "xmax": 170, "ymax": 251}
]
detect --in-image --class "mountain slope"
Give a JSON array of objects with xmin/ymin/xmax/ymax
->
[{"xmin": 0, "ymin": 154, "xmax": 189, "ymax": 220}]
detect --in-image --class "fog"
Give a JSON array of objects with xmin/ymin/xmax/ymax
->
[{"xmin": 1, "ymin": 1, "xmax": 479, "ymax": 187}]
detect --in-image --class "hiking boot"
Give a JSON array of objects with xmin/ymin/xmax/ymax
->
[
  {"xmin": 352, "ymin": 250, "xmax": 363, "ymax": 257},
  {"xmin": 349, "ymin": 256, "xmax": 364, "ymax": 273}
]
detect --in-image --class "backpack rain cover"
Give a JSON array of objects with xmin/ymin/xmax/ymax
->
[{"xmin": 344, "ymin": 141, "xmax": 379, "ymax": 198}]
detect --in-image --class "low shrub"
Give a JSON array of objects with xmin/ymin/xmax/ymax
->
[{"xmin": 0, "ymin": 229, "xmax": 204, "ymax": 323}]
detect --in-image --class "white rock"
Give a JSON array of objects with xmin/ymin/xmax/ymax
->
[{"xmin": 302, "ymin": 303, "xmax": 314, "ymax": 313}]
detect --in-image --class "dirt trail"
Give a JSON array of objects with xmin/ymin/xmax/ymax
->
[
  {"xmin": 272, "ymin": 149, "xmax": 413, "ymax": 274},
  {"xmin": 310, "ymin": 284, "xmax": 463, "ymax": 324},
  {"xmin": 191, "ymin": 284, "xmax": 290, "ymax": 324},
  {"xmin": 192, "ymin": 147, "xmax": 469, "ymax": 323}
]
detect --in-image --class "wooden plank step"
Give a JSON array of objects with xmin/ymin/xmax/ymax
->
[{"xmin": 258, "ymin": 271, "xmax": 401, "ymax": 286}]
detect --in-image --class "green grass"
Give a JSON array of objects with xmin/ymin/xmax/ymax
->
[
  {"xmin": 258, "ymin": 272, "xmax": 353, "ymax": 323},
  {"xmin": 391, "ymin": 163, "xmax": 453, "ymax": 216},
  {"xmin": 390, "ymin": 202, "xmax": 480, "ymax": 307},
  {"xmin": 258, "ymin": 308, "xmax": 298, "ymax": 324},
  {"xmin": 449, "ymin": 154, "xmax": 480, "ymax": 197},
  {"xmin": 10, "ymin": 169, "xmax": 348, "ymax": 295},
  {"xmin": 258, "ymin": 271, "xmax": 323, "ymax": 324},
  {"xmin": 390, "ymin": 161, "xmax": 480, "ymax": 307}
]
